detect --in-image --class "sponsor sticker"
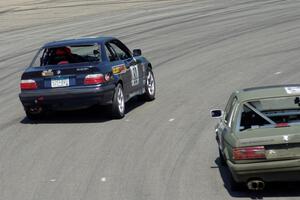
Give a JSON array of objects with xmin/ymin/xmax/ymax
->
[
  {"xmin": 285, "ymin": 87, "xmax": 300, "ymax": 94},
  {"xmin": 112, "ymin": 65, "xmax": 126, "ymax": 74}
]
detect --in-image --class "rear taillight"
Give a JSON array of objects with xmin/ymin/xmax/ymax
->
[
  {"xmin": 84, "ymin": 74, "xmax": 105, "ymax": 85},
  {"xmin": 233, "ymin": 146, "xmax": 266, "ymax": 160},
  {"xmin": 20, "ymin": 79, "xmax": 37, "ymax": 90},
  {"xmin": 276, "ymin": 123, "xmax": 289, "ymax": 128}
]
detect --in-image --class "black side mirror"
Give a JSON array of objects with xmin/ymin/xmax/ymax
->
[
  {"xmin": 210, "ymin": 109, "xmax": 224, "ymax": 119},
  {"xmin": 133, "ymin": 49, "xmax": 142, "ymax": 56}
]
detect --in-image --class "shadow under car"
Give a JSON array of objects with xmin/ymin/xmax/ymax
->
[{"xmin": 215, "ymin": 158, "xmax": 300, "ymax": 199}]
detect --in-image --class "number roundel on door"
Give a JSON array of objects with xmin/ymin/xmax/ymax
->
[{"xmin": 130, "ymin": 65, "xmax": 139, "ymax": 86}]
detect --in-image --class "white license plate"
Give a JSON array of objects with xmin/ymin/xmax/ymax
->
[{"xmin": 51, "ymin": 78, "xmax": 70, "ymax": 88}]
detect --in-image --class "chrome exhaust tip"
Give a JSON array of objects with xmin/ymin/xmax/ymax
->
[{"xmin": 247, "ymin": 180, "xmax": 265, "ymax": 191}]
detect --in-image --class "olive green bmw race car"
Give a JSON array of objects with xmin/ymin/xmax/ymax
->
[{"xmin": 211, "ymin": 85, "xmax": 300, "ymax": 191}]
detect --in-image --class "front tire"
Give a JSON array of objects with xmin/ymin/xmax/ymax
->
[
  {"xmin": 143, "ymin": 68, "xmax": 156, "ymax": 101},
  {"xmin": 112, "ymin": 84, "xmax": 125, "ymax": 119}
]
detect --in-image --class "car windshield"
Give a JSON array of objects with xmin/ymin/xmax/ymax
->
[
  {"xmin": 239, "ymin": 96, "xmax": 300, "ymax": 131},
  {"xmin": 31, "ymin": 44, "xmax": 101, "ymax": 67}
]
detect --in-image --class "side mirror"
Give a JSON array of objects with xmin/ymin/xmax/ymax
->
[
  {"xmin": 133, "ymin": 49, "xmax": 142, "ymax": 56},
  {"xmin": 210, "ymin": 109, "xmax": 224, "ymax": 119}
]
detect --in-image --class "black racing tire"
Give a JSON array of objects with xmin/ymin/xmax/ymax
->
[
  {"xmin": 112, "ymin": 84, "xmax": 125, "ymax": 119},
  {"xmin": 143, "ymin": 68, "xmax": 156, "ymax": 101}
]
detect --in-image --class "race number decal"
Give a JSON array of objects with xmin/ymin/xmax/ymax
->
[{"xmin": 130, "ymin": 65, "xmax": 139, "ymax": 86}]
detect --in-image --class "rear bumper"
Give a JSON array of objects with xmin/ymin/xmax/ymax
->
[
  {"xmin": 228, "ymin": 159, "xmax": 300, "ymax": 183},
  {"xmin": 19, "ymin": 84, "xmax": 115, "ymax": 110}
]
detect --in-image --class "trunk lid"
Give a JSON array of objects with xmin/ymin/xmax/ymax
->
[
  {"xmin": 21, "ymin": 63, "xmax": 100, "ymax": 89},
  {"xmin": 237, "ymin": 126, "xmax": 300, "ymax": 161}
]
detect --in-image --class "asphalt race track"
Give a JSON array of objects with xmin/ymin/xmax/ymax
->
[{"xmin": 1, "ymin": 0, "xmax": 300, "ymax": 199}]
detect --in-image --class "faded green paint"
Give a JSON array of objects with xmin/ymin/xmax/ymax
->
[{"xmin": 215, "ymin": 85, "xmax": 300, "ymax": 184}]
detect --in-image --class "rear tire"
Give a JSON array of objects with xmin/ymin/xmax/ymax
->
[
  {"xmin": 112, "ymin": 84, "xmax": 125, "ymax": 119},
  {"xmin": 143, "ymin": 68, "xmax": 156, "ymax": 101}
]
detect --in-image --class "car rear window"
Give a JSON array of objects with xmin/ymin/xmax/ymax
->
[
  {"xmin": 239, "ymin": 96, "xmax": 300, "ymax": 131},
  {"xmin": 31, "ymin": 44, "xmax": 101, "ymax": 67}
]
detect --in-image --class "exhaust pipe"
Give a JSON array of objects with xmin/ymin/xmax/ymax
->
[{"xmin": 247, "ymin": 180, "xmax": 265, "ymax": 191}]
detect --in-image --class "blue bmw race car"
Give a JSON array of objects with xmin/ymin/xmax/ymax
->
[{"xmin": 19, "ymin": 37, "xmax": 156, "ymax": 119}]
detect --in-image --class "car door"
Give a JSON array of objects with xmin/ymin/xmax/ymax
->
[
  {"xmin": 109, "ymin": 40, "xmax": 143, "ymax": 94},
  {"xmin": 105, "ymin": 43, "xmax": 132, "ymax": 98},
  {"xmin": 217, "ymin": 96, "xmax": 238, "ymax": 151}
]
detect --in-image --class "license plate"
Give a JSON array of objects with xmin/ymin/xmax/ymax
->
[
  {"xmin": 51, "ymin": 78, "xmax": 70, "ymax": 88},
  {"xmin": 266, "ymin": 148, "xmax": 299, "ymax": 160}
]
